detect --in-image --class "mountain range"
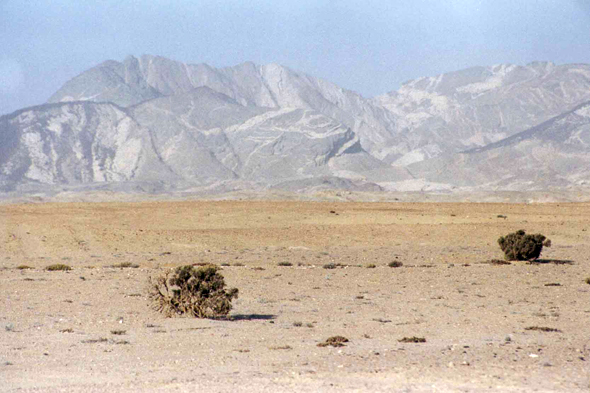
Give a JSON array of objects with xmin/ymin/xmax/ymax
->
[{"xmin": 2, "ymin": 55, "xmax": 590, "ymax": 195}]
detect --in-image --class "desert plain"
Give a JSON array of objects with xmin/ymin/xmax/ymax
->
[{"xmin": 1, "ymin": 199, "xmax": 589, "ymax": 392}]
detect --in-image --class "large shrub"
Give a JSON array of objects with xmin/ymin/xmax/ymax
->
[
  {"xmin": 498, "ymin": 230, "xmax": 551, "ymax": 261},
  {"xmin": 149, "ymin": 264, "xmax": 238, "ymax": 318}
]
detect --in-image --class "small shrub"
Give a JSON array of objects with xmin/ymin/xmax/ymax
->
[
  {"xmin": 525, "ymin": 326, "xmax": 562, "ymax": 333},
  {"xmin": 269, "ymin": 345, "xmax": 292, "ymax": 350},
  {"xmin": 366, "ymin": 264, "xmax": 376, "ymax": 269},
  {"xmin": 109, "ymin": 262, "xmax": 139, "ymax": 269},
  {"xmin": 82, "ymin": 337, "xmax": 108, "ymax": 344},
  {"xmin": 46, "ymin": 264, "xmax": 72, "ymax": 271},
  {"xmin": 317, "ymin": 336, "xmax": 349, "ymax": 347},
  {"xmin": 388, "ymin": 261, "xmax": 403, "ymax": 268},
  {"xmin": 398, "ymin": 336, "xmax": 426, "ymax": 343},
  {"xmin": 16, "ymin": 265, "xmax": 33, "ymax": 270},
  {"xmin": 498, "ymin": 230, "xmax": 551, "ymax": 261},
  {"xmin": 149, "ymin": 264, "xmax": 238, "ymax": 318},
  {"xmin": 323, "ymin": 263, "xmax": 337, "ymax": 269},
  {"xmin": 277, "ymin": 262, "xmax": 292, "ymax": 267},
  {"xmin": 585, "ymin": 277, "xmax": 590, "ymax": 285}
]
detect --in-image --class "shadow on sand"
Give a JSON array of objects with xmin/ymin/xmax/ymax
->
[
  {"xmin": 528, "ymin": 259, "xmax": 575, "ymax": 265},
  {"xmin": 230, "ymin": 314, "xmax": 276, "ymax": 321}
]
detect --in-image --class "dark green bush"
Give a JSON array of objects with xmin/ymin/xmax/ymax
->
[
  {"xmin": 149, "ymin": 264, "xmax": 238, "ymax": 318},
  {"xmin": 498, "ymin": 230, "xmax": 551, "ymax": 261}
]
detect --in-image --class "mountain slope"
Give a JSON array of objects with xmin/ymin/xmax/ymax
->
[
  {"xmin": 374, "ymin": 62, "xmax": 590, "ymax": 165},
  {"xmin": 408, "ymin": 101, "xmax": 590, "ymax": 189},
  {"xmin": 0, "ymin": 102, "xmax": 174, "ymax": 191}
]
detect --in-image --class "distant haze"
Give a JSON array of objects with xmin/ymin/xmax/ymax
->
[{"xmin": 1, "ymin": 0, "xmax": 589, "ymax": 116}]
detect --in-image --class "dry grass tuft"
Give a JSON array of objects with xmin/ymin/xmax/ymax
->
[
  {"xmin": 109, "ymin": 262, "xmax": 139, "ymax": 269},
  {"xmin": 398, "ymin": 336, "xmax": 426, "ymax": 343},
  {"xmin": 525, "ymin": 326, "xmax": 562, "ymax": 333},
  {"xmin": 317, "ymin": 336, "xmax": 349, "ymax": 347},
  {"xmin": 46, "ymin": 264, "xmax": 72, "ymax": 271}
]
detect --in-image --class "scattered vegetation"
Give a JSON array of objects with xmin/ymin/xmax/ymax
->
[
  {"xmin": 293, "ymin": 321, "xmax": 303, "ymax": 327},
  {"xmin": 16, "ymin": 265, "xmax": 33, "ymax": 270},
  {"xmin": 109, "ymin": 262, "xmax": 139, "ymax": 269},
  {"xmin": 525, "ymin": 326, "xmax": 562, "ymax": 333},
  {"xmin": 81, "ymin": 337, "xmax": 108, "ymax": 344},
  {"xmin": 323, "ymin": 263, "xmax": 349, "ymax": 269},
  {"xmin": 46, "ymin": 264, "xmax": 72, "ymax": 271},
  {"xmin": 59, "ymin": 328, "xmax": 74, "ymax": 333},
  {"xmin": 482, "ymin": 259, "xmax": 512, "ymax": 266},
  {"xmin": 149, "ymin": 264, "xmax": 238, "ymax": 319},
  {"xmin": 388, "ymin": 261, "xmax": 403, "ymax": 268},
  {"xmin": 365, "ymin": 264, "xmax": 376, "ymax": 269},
  {"xmin": 277, "ymin": 261, "xmax": 292, "ymax": 267},
  {"xmin": 585, "ymin": 277, "xmax": 590, "ymax": 285},
  {"xmin": 398, "ymin": 336, "xmax": 426, "ymax": 343},
  {"xmin": 498, "ymin": 230, "xmax": 551, "ymax": 261},
  {"xmin": 269, "ymin": 345, "xmax": 292, "ymax": 350},
  {"xmin": 317, "ymin": 336, "xmax": 349, "ymax": 347},
  {"xmin": 373, "ymin": 318, "xmax": 392, "ymax": 323},
  {"xmin": 110, "ymin": 330, "xmax": 126, "ymax": 335}
]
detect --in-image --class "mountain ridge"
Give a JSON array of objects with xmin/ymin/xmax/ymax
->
[{"xmin": 3, "ymin": 55, "xmax": 590, "ymax": 195}]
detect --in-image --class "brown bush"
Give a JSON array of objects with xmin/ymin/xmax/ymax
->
[{"xmin": 149, "ymin": 265, "xmax": 238, "ymax": 319}]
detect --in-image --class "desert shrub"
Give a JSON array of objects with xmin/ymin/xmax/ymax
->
[
  {"xmin": 498, "ymin": 230, "xmax": 551, "ymax": 261},
  {"xmin": 585, "ymin": 277, "xmax": 590, "ymax": 285},
  {"xmin": 398, "ymin": 336, "xmax": 426, "ymax": 343},
  {"xmin": 317, "ymin": 336, "xmax": 349, "ymax": 347},
  {"xmin": 16, "ymin": 265, "xmax": 33, "ymax": 270},
  {"xmin": 366, "ymin": 264, "xmax": 376, "ymax": 269},
  {"xmin": 149, "ymin": 264, "xmax": 238, "ymax": 319},
  {"xmin": 388, "ymin": 261, "xmax": 403, "ymax": 268},
  {"xmin": 46, "ymin": 264, "xmax": 72, "ymax": 271},
  {"xmin": 277, "ymin": 261, "xmax": 292, "ymax": 267},
  {"xmin": 109, "ymin": 262, "xmax": 139, "ymax": 268}
]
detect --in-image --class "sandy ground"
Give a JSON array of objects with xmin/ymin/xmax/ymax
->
[{"xmin": 1, "ymin": 200, "xmax": 589, "ymax": 392}]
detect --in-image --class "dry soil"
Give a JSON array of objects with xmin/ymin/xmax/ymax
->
[{"xmin": 1, "ymin": 200, "xmax": 589, "ymax": 392}]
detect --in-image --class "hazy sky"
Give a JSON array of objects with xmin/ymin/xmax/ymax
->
[{"xmin": 1, "ymin": 0, "xmax": 589, "ymax": 115}]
